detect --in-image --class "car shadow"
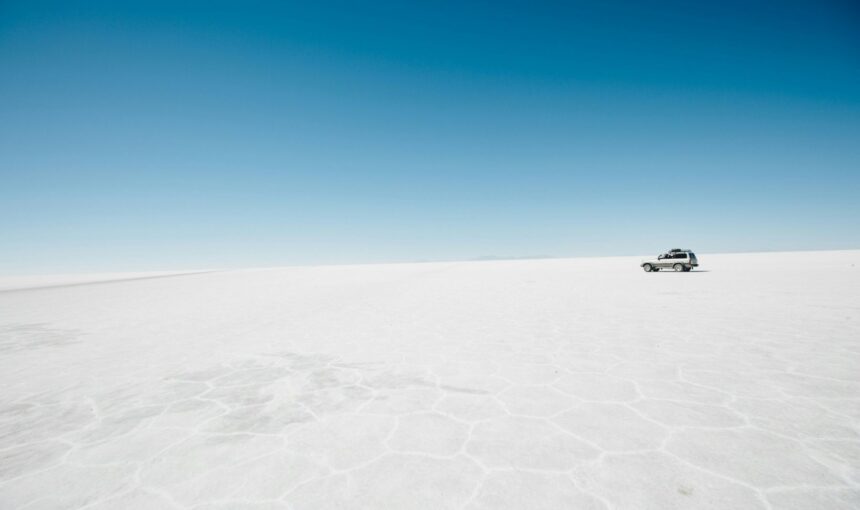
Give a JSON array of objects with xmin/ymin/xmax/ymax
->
[{"xmin": 651, "ymin": 270, "xmax": 710, "ymax": 273}]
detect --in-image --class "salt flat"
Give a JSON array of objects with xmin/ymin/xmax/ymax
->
[{"xmin": 1, "ymin": 251, "xmax": 859, "ymax": 509}]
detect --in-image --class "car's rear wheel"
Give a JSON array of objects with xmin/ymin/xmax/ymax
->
[
  {"xmin": 643, "ymin": 264, "xmax": 652, "ymax": 272},
  {"xmin": 673, "ymin": 263, "xmax": 683, "ymax": 272}
]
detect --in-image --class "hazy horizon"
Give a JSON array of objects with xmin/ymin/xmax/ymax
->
[{"xmin": 4, "ymin": 247, "xmax": 860, "ymax": 279}]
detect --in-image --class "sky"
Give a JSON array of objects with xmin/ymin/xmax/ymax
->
[{"xmin": 1, "ymin": 1, "xmax": 859, "ymax": 274}]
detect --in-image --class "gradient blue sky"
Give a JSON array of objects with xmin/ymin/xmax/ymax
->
[{"xmin": 2, "ymin": 1, "xmax": 859, "ymax": 274}]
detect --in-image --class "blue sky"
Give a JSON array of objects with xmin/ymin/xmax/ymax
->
[{"xmin": 1, "ymin": 1, "xmax": 859, "ymax": 274}]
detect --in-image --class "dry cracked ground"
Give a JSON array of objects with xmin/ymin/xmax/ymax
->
[{"xmin": 0, "ymin": 251, "xmax": 859, "ymax": 509}]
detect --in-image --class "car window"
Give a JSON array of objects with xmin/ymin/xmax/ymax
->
[{"xmin": 674, "ymin": 253, "xmax": 687, "ymax": 259}]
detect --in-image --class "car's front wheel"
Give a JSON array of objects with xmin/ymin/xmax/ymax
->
[
  {"xmin": 643, "ymin": 264, "xmax": 652, "ymax": 272},
  {"xmin": 673, "ymin": 263, "xmax": 684, "ymax": 272}
]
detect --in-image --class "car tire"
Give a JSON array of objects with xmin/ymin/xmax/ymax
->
[
  {"xmin": 673, "ymin": 263, "xmax": 683, "ymax": 272},
  {"xmin": 643, "ymin": 264, "xmax": 652, "ymax": 272}
]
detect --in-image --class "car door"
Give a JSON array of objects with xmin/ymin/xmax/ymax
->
[
  {"xmin": 657, "ymin": 253, "xmax": 671, "ymax": 268},
  {"xmin": 673, "ymin": 252, "xmax": 688, "ymax": 268}
]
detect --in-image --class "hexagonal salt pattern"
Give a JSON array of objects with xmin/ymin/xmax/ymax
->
[{"xmin": 1, "ymin": 251, "xmax": 859, "ymax": 509}]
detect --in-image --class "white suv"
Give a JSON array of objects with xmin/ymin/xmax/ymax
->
[{"xmin": 641, "ymin": 249, "xmax": 698, "ymax": 272}]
